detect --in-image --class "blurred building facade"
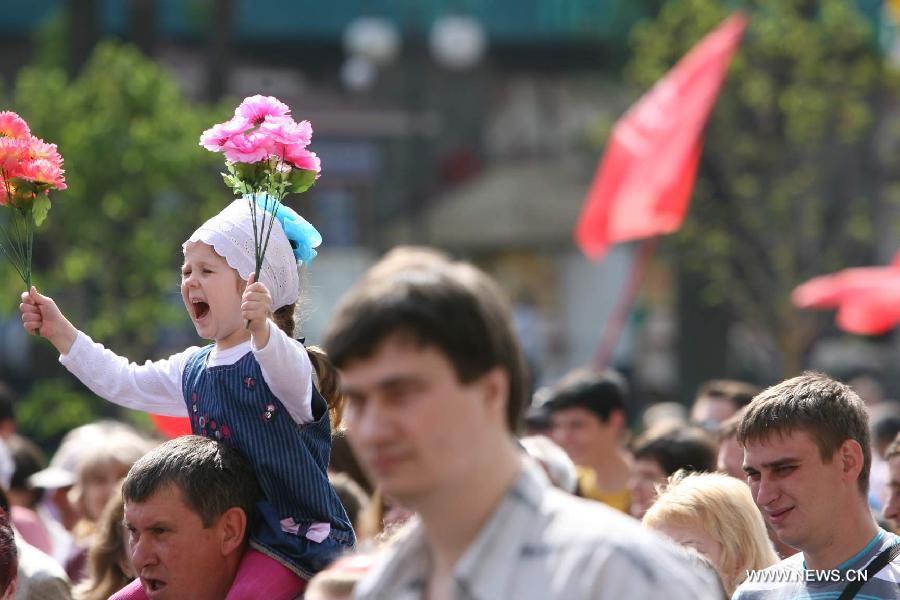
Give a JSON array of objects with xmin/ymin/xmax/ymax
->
[{"xmin": 1, "ymin": 1, "xmax": 670, "ymax": 393}]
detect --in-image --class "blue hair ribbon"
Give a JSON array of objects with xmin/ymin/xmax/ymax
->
[{"xmin": 252, "ymin": 193, "xmax": 322, "ymax": 266}]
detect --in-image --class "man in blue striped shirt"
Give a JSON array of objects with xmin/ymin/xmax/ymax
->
[{"xmin": 733, "ymin": 373, "xmax": 900, "ymax": 599}]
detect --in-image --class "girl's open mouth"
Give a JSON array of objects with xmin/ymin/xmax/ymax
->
[{"xmin": 192, "ymin": 300, "xmax": 210, "ymax": 320}]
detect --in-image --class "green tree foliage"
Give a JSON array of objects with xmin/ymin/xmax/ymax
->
[
  {"xmin": 17, "ymin": 379, "xmax": 149, "ymax": 445},
  {"xmin": 627, "ymin": 0, "xmax": 900, "ymax": 373},
  {"xmin": 7, "ymin": 40, "xmax": 230, "ymax": 358},
  {"xmin": 0, "ymin": 40, "xmax": 231, "ymax": 440}
]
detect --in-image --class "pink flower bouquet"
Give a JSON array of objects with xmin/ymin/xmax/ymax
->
[
  {"xmin": 0, "ymin": 111, "xmax": 66, "ymax": 289},
  {"xmin": 200, "ymin": 95, "xmax": 321, "ymax": 278}
]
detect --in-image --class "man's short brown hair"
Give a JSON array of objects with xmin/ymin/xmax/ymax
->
[
  {"xmin": 737, "ymin": 372, "xmax": 871, "ymax": 494},
  {"xmin": 544, "ymin": 369, "xmax": 629, "ymax": 423},
  {"xmin": 324, "ymin": 256, "xmax": 529, "ymax": 434},
  {"xmin": 123, "ymin": 436, "xmax": 260, "ymax": 531},
  {"xmin": 632, "ymin": 425, "xmax": 717, "ymax": 476}
]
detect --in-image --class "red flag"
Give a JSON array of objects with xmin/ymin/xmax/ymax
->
[
  {"xmin": 791, "ymin": 253, "xmax": 900, "ymax": 335},
  {"xmin": 575, "ymin": 13, "xmax": 748, "ymax": 259},
  {"xmin": 150, "ymin": 414, "xmax": 192, "ymax": 439}
]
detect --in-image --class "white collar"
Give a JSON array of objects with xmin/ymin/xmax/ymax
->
[{"xmin": 208, "ymin": 340, "xmax": 252, "ymax": 366}]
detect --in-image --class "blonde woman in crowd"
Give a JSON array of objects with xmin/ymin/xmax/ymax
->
[
  {"xmin": 73, "ymin": 481, "xmax": 133, "ymax": 600},
  {"xmin": 643, "ymin": 470, "xmax": 778, "ymax": 597},
  {"xmin": 66, "ymin": 427, "xmax": 153, "ymax": 582}
]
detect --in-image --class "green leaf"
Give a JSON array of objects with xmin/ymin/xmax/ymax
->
[
  {"xmin": 31, "ymin": 194, "xmax": 51, "ymax": 226},
  {"xmin": 232, "ymin": 161, "xmax": 272, "ymax": 190},
  {"xmin": 288, "ymin": 168, "xmax": 317, "ymax": 194}
]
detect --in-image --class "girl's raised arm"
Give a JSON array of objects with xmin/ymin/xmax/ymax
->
[{"xmin": 19, "ymin": 286, "xmax": 77, "ymax": 353}]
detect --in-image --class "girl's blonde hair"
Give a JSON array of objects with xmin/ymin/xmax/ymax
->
[
  {"xmin": 73, "ymin": 481, "xmax": 132, "ymax": 600},
  {"xmin": 642, "ymin": 471, "xmax": 778, "ymax": 596}
]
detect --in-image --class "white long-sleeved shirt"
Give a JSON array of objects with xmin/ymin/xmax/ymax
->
[{"xmin": 59, "ymin": 320, "xmax": 315, "ymax": 424}]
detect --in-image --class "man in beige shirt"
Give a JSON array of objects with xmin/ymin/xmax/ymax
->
[{"xmin": 324, "ymin": 254, "xmax": 721, "ymax": 600}]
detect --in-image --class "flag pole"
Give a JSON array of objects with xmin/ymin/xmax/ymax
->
[{"xmin": 593, "ymin": 237, "xmax": 658, "ymax": 370}]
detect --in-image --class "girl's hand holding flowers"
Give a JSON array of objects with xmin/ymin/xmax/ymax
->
[
  {"xmin": 242, "ymin": 272, "xmax": 273, "ymax": 348},
  {"xmin": 19, "ymin": 286, "xmax": 77, "ymax": 353}
]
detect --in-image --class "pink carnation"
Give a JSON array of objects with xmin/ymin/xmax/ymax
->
[
  {"xmin": 0, "ymin": 112, "xmax": 31, "ymax": 139},
  {"xmin": 19, "ymin": 158, "xmax": 66, "ymax": 190},
  {"xmin": 235, "ymin": 95, "xmax": 290, "ymax": 126},
  {"xmin": 0, "ymin": 137, "xmax": 28, "ymax": 172},
  {"xmin": 260, "ymin": 116, "xmax": 312, "ymax": 146},
  {"xmin": 200, "ymin": 117, "xmax": 252, "ymax": 152},
  {"xmin": 27, "ymin": 137, "xmax": 63, "ymax": 167},
  {"xmin": 222, "ymin": 131, "xmax": 273, "ymax": 164},
  {"xmin": 284, "ymin": 146, "xmax": 321, "ymax": 177}
]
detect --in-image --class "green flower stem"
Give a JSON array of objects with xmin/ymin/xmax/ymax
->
[
  {"xmin": 0, "ymin": 205, "xmax": 38, "ymax": 335},
  {"xmin": 259, "ymin": 198, "xmax": 280, "ymax": 275},
  {"xmin": 0, "ymin": 212, "xmax": 28, "ymax": 282},
  {"xmin": 246, "ymin": 193, "xmax": 260, "ymax": 329},
  {"xmin": 25, "ymin": 208, "xmax": 33, "ymax": 290}
]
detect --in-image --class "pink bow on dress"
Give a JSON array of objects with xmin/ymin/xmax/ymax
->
[{"xmin": 280, "ymin": 517, "xmax": 331, "ymax": 543}]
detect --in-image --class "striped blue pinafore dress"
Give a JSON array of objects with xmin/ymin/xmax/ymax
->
[{"xmin": 182, "ymin": 345, "xmax": 356, "ymax": 579}]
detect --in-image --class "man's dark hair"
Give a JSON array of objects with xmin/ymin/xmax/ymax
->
[
  {"xmin": 695, "ymin": 379, "xmax": 759, "ymax": 411},
  {"xmin": 122, "ymin": 436, "xmax": 260, "ymax": 529},
  {"xmin": 737, "ymin": 372, "xmax": 871, "ymax": 494},
  {"xmin": 8, "ymin": 434, "xmax": 46, "ymax": 508},
  {"xmin": 886, "ymin": 432, "xmax": 900, "ymax": 462},
  {"xmin": 869, "ymin": 401, "xmax": 900, "ymax": 450},
  {"xmin": 324, "ymin": 260, "xmax": 529, "ymax": 433},
  {"xmin": 544, "ymin": 369, "xmax": 628, "ymax": 423},
  {"xmin": 632, "ymin": 425, "xmax": 717, "ymax": 476}
]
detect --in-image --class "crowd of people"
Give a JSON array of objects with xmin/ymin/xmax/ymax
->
[{"xmin": 1, "ymin": 197, "xmax": 898, "ymax": 599}]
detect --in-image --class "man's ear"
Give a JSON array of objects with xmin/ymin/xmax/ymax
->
[
  {"xmin": 481, "ymin": 367, "xmax": 510, "ymax": 422},
  {"xmin": 606, "ymin": 409, "xmax": 626, "ymax": 433},
  {"xmin": 839, "ymin": 439, "xmax": 865, "ymax": 485},
  {"xmin": 217, "ymin": 507, "xmax": 248, "ymax": 556}
]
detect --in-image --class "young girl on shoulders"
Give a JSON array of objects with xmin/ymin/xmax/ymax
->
[{"xmin": 20, "ymin": 197, "xmax": 354, "ymax": 599}]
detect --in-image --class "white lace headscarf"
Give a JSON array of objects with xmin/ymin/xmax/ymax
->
[{"xmin": 184, "ymin": 198, "xmax": 300, "ymax": 309}]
